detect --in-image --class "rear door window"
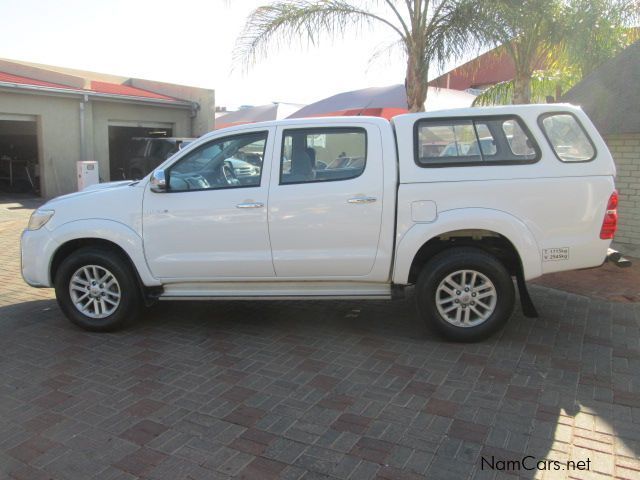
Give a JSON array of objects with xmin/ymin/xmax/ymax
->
[
  {"xmin": 280, "ymin": 127, "xmax": 366, "ymax": 184},
  {"xmin": 539, "ymin": 113, "xmax": 596, "ymax": 162},
  {"xmin": 415, "ymin": 116, "xmax": 538, "ymax": 167}
]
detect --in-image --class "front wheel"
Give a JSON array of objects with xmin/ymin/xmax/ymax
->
[
  {"xmin": 54, "ymin": 247, "xmax": 142, "ymax": 331},
  {"xmin": 416, "ymin": 247, "xmax": 515, "ymax": 342}
]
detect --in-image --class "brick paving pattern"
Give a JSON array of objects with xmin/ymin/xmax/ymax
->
[
  {"xmin": 532, "ymin": 258, "xmax": 640, "ymax": 303},
  {"xmin": 1, "ymin": 196, "xmax": 639, "ymax": 479}
]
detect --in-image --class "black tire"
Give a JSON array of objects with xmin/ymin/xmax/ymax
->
[
  {"xmin": 415, "ymin": 247, "xmax": 515, "ymax": 342},
  {"xmin": 54, "ymin": 247, "xmax": 142, "ymax": 331}
]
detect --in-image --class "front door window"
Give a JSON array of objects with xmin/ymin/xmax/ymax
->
[{"xmin": 167, "ymin": 132, "xmax": 267, "ymax": 191}]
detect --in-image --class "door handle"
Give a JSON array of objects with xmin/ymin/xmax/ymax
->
[
  {"xmin": 347, "ymin": 196, "xmax": 377, "ymax": 204},
  {"xmin": 236, "ymin": 202, "xmax": 264, "ymax": 209}
]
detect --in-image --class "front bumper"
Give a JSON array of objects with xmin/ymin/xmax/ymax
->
[{"xmin": 21, "ymin": 227, "xmax": 59, "ymax": 287}]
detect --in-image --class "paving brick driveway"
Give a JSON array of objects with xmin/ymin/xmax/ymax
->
[{"xmin": 1, "ymin": 196, "xmax": 639, "ymax": 480}]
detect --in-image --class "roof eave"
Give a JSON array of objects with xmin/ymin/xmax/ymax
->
[{"xmin": 0, "ymin": 81, "xmax": 193, "ymax": 108}]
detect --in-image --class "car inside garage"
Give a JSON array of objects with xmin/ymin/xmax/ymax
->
[
  {"xmin": 108, "ymin": 125, "xmax": 173, "ymax": 180},
  {"xmin": 0, "ymin": 116, "xmax": 40, "ymax": 194}
]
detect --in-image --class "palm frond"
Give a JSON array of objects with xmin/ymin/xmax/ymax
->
[
  {"xmin": 425, "ymin": 0, "xmax": 490, "ymax": 70},
  {"xmin": 367, "ymin": 37, "xmax": 407, "ymax": 69},
  {"xmin": 472, "ymin": 80, "xmax": 513, "ymax": 106},
  {"xmin": 472, "ymin": 67, "xmax": 581, "ymax": 106},
  {"xmin": 234, "ymin": 0, "xmax": 406, "ymax": 70},
  {"xmin": 383, "ymin": 0, "xmax": 412, "ymax": 37}
]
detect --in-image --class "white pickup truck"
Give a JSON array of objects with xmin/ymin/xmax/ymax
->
[{"xmin": 21, "ymin": 104, "xmax": 619, "ymax": 341}]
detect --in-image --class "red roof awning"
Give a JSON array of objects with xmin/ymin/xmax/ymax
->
[
  {"xmin": 0, "ymin": 70, "xmax": 183, "ymax": 103},
  {"xmin": 89, "ymin": 81, "xmax": 176, "ymax": 100}
]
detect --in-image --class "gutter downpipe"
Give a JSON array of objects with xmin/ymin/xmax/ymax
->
[
  {"xmin": 79, "ymin": 93, "xmax": 88, "ymax": 160},
  {"xmin": 190, "ymin": 101, "xmax": 200, "ymax": 136}
]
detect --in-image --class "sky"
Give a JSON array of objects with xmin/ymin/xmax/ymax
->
[{"xmin": 0, "ymin": 0, "xmax": 471, "ymax": 109}]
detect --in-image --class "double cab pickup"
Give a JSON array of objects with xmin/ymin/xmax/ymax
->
[{"xmin": 21, "ymin": 104, "xmax": 618, "ymax": 341}]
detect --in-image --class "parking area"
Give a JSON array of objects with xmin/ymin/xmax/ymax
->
[{"xmin": 1, "ymin": 198, "xmax": 639, "ymax": 480}]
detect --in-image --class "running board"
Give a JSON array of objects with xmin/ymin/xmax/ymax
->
[{"xmin": 158, "ymin": 281, "xmax": 393, "ymax": 301}]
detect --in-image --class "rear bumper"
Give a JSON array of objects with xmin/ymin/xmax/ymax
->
[{"xmin": 21, "ymin": 228, "xmax": 59, "ymax": 287}]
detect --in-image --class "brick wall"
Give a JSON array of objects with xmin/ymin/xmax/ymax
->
[{"xmin": 606, "ymin": 133, "xmax": 640, "ymax": 248}]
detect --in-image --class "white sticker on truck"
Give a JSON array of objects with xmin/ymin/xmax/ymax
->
[{"xmin": 543, "ymin": 247, "xmax": 570, "ymax": 262}]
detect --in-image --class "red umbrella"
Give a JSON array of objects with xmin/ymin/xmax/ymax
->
[{"xmin": 288, "ymin": 84, "xmax": 476, "ymax": 120}]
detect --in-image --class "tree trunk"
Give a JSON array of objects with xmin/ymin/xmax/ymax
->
[
  {"xmin": 405, "ymin": 52, "xmax": 429, "ymax": 112},
  {"xmin": 512, "ymin": 71, "xmax": 532, "ymax": 104}
]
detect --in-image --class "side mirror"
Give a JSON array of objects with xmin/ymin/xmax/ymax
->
[{"xmin": 150, "ymin": 169, "xmax": 167, "ymax": 193}]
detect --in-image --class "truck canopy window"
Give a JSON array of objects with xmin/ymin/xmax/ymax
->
[
  {"xmin": 539, "ymin": 113, "xmax": 596, "ymax": 162},
  {"xmin": 414, "ymin": 115, "xmax": 539, "ymax": 167}
]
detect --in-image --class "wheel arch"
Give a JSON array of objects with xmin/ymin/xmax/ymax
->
[
  {"xmin": 393, "ymin": 208, "xmax": 542, "ymax": 285},
  {"xmin": 52, "ymin": 238, "xmax": 131, "ymax": 284},
  {"xmin": 48, "ymin": 219, "xmax": 160, "ymax": 288}
]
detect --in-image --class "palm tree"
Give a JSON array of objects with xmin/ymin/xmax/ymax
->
[
  {"xmin": 474, "ymin": 0, "xmax": 565, "ymax": 105},
  {"xmin": 473, "ymin": 66, "xmax": 581, "ymax": 106},
  {"xmin": 235, "ymin": 0, "xmax": 487, "ymax": 112},
  {"xmin": 474, "ymin": 0, "xmax": 639, "ymax": 105},
  {"xmin": 562, "ymin": 0, "xmax": 639, "ymax": 77}
]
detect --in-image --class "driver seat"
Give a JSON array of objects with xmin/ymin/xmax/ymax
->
[{"xmin": 288, "ymin": 147, "xmax": 315, "ymax": 182}]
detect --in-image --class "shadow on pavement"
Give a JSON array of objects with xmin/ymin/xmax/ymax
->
[{"xmin": 0, "ymin": 194, "xmax": 43, "ymax": 211}]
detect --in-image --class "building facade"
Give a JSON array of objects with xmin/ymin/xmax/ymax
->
[{"xmin": 0, "ymin": 59, "xmax": 214, "ymax": 198}]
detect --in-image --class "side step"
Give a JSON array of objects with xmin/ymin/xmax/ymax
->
[{"xmin": 158, "ymin": 281, "xmax": 393, "ymax": 301}]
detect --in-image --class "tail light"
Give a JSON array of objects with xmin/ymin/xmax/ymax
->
[{"xmin": 600, "ymin": 190, "xmax": 618, "ymax": 239}]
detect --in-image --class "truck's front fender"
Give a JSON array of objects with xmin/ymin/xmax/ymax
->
[
  {"xmin": 47, "ymin": 219, "xmax": 161, "ymax": 287},
  {"xmin": 392, "ymin": 208, "xmax": 542, "ymax": 284}
]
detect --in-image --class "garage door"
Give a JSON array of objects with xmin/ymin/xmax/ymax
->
[
  {"xmin": 108, "ymin": 121, "xmax": 174, "ymax": 180},
  {"xmin": 0, "ymin": 114, "xmax": 40, "ymax": 194}
]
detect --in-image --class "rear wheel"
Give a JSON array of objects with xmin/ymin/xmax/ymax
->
[
  {"xmin": 416, "ymin": 247, "xmax": 515, "ymax": 342},
  {"xmin": 54, "ymin": 247, "xmax": 142, "ymax": 331}
]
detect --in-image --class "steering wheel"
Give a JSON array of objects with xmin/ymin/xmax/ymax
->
[
  {"xmin": 184, "ymin": 174, "xmax": 210, "ymax": 190},
  {"xmin": 222, "ymin": 162, "xmax": 239, "ymax": 185}
]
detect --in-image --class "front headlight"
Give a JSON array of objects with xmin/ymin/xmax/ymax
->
[{"xmin": 27, "ymin": 209, "xmax": 55, "ymax": 231}]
